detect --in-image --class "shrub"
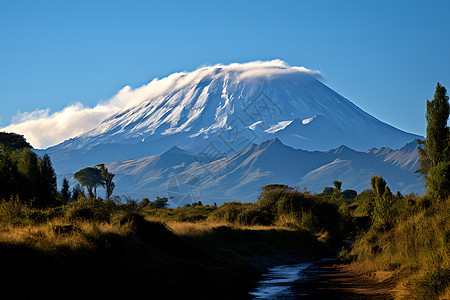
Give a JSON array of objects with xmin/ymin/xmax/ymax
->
[
  {"xmin": 0, "ymin": 196, "xmax": 30, "ymax": 224},
  {"xmin": 322, "ymin": 187, "xmax": 334, "ymax": 195},
  {"xmin": 237, "ymin": 205, "xmax": 273, "ymax": 226},
  {"xmin": 407, "ymin": 267, "xmax": 450, "ymax": 300},
  {"xmin": 112, "ymin": 211, "xmax": 149, "ymax": 232},
  {"xmin": 66, "ymin": 198, "xmax": 112, "ymax": 223},
  {"xmin": 207, "ymin": 202, "xmax": 248, "ymax": 223},
  {"xmin": 342, "ymin": 189, "xmax": 357, "ymax": 201}
]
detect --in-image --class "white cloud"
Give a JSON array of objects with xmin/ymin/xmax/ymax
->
[
  {"xmin": 1, "ymin": 60, "xmax": 321, "ymax": 149},
  {"xmin": 2, "ymin": 103, "xmax": 114, "ymax": 149}
]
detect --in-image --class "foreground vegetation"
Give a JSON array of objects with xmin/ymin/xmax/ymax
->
[
  {"xmin": 0, "ymin": 191, "xmax": 341, "ymax": 299},
  {"xmin": 342, "ymin": 188, "xmax": 450, "ymax": 299}
]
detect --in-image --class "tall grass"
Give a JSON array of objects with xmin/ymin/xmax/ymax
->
[
  {"xmin": 0, "ymin": 193, "xmax": 337, "ymax": 299},
  {"xmin": 348, "ymin": 196, "xmax": 450, "ymax": 299}
]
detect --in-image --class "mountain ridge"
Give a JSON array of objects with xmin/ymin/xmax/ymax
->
[
  {"xmin": 43, "ymin": 61, "xmax": 421, "ymax": 175},
  {"xmin": 86, "ymin": 138, "xmax": 424, "ymax": 206}
]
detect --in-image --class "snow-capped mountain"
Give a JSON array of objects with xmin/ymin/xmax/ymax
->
[
  {"xmin": 101, "ymin": 138, "xmax": 423, "ymax": 206},
  {"xmin": 45, "ymin": 61, "xmax": 421, "ymax": 174}
]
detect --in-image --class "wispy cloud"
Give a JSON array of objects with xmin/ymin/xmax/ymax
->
[{"xmin": 1, "ymin": 60, "xmax": 321, "ymax": 149}]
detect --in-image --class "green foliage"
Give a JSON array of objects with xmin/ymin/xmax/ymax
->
[
  {"xmin": 147, "ymin": 197, "xmax": 169, "ymax": 209},
  {"xmin": 0, "ymin": 150, "xmax": 19, "ymax": 200},
  {"xmin": 322, "ymin": 187, "xmax": 334, "ymax": 195},
  {"xmin": 145, "ymin": 205, "xmax": 216, "ymax": 222},
  {"xmin": 407, "ymin": 266, "xmax": 450, "ymax": 300},
  {"xmin": 66, "ymin": 197, "xmax": 113, "ymax": 222},
  {"xmin": 261, "ymin": 184, "xmax": 292, "ymax": 193},
  {"xmin": 207, "ymin": 202, "xmax": 249, "ymax": 223},
  {"xmin": 0, "ymin": 195, "xmax": 65, "ymax": 225},
  {"xmin": 427, "ymin": 161, "xmax": 450, "ymax": 200},
  {"xmin": 0, "ymin": 131, "xmax": 32, "ymax": 151},
  {"xmin": 17, "ymin": 148, "xmax": 41, "ymax": 202},
  {"xmin": 333, "ymin": 180, "xmax": 342, "ymax": 192},
  {"xmin": 60, "ymin": 178, "xmax": 71, "ymax": 203},
  {"xmin": 139, "ymin": 198, "xmax": 150, "ymax": 208},
  {"xmin": 0, "ymin": 196, "xmax": 30, "ymax": 224},
  {"xmin": 417, "ymin": 82, "xmax": 450, "ymax": 200},
  {"xmin": 74, "ymin": 167, "xmax": 104, "ymax": 199},
  {"xmin": 237, "ymin": 204, "xmax": 273, "ymax": 226},
  {"xmin": 191, "ymin": 201, "xmax": 203, "ymax": 207},
  {"xmin": 0, "ymin": 148, "xmax": 58, "ymax": 207},
  {"xmin": 350, "ymin": 189, "xmax": 450, "ymax": 299},
  {"xmin": 97, "ymin": 164, "xmax": 115, "ymax": 200},
  {"xmin": 370, "ymin": 176, "xmax": 395, "ymax": 230},
  {"xmin": 38, "ymin": 154, "xmax": 57, "ymax": 206},
  {"xmin": 354, "ymin": 190, "xmax": 374, "ymax": 216},
  {"xmin": 71, "ymin": 184, "xmax": 85, "ymax": 201},
  {"xmin": 256, "ymin": 186, "xmax": 344, "ymax": 240},
  {"xmin": 342, "ymin": 189, "xmax": 357, "ymax": 201},
  {"xmin": 74, "ymin": 164, "xmax": 116, "ymax": 200},
  {"xmin": 207, "ymin": 185, "xmax": 344, "ymax": 232}
]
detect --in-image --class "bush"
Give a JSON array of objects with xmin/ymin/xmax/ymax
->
[
  {"xmin": 237, "ymin": 205, "xmax": 273, "ymax": 226},
  {"xmin": 407, "ymin": 267, "xmax": 450, "ymax": 300},
  {"xmin": 256, "ymin": 187, "xmax": 343, "ymax": 238},
  {"xmin": 112, "ymin": 211, "xmax": 149, "ymax": 232},
  {"xmin": 66, "ymin": 198, "xmax": 112, "ymax": 223},
  {"xmin": 207, "ymin": 202, "xmax": 249, "ymax": 223},
  {"xmin": 342, "ymin": 189, "xmax": 357, "ymax": 201},
  {"xmin": 0, "ymin": 196, "xmax": 31, "ymax": 225},
  {"xmin": 322, "ymin": 187, "xmax": 334, "ymax": 195}
]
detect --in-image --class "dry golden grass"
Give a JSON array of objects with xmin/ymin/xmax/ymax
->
[
  {"xmin": 348, "ymin": 198, "xmax": 450, "ymax": 299},
  {"xmin": 165, "ymin": 220, "xmax": 294, "ymax": 237},
  {"xmin": 0, "ymin": 219, "xmax": 133, "ymax": 251}
]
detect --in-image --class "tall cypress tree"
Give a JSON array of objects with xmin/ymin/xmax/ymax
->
[
  {"xmin": 17, "ymin": 149, "xmax": 41, "ymax": 203},
  {"xmin": 60, "ymin": 178, "xmax": 71, "ymax": 203},
  {"xmin": 39, "ymin": 154, "xmax": 57, "ymax": 206},
  {"xmin": 417, "ymin": 82, "xmax": 450, "ymax": 199}
]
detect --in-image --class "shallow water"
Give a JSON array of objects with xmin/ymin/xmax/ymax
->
[{"xmin": 249, "ymin": 257, "xmax": 336, "ymax": 299}]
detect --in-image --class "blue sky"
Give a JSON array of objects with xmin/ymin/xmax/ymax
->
[{"xmin": 1, "ymin": 0, "xmax": 449, "ymax": 147}]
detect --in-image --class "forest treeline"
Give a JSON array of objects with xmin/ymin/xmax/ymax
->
[{"xmin": 0, "ymin": 133, "xmax": 57, "ymax": 207}]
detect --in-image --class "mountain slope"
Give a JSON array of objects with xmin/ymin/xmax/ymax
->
[
  {"xmin": 44, "ymin": 61, "xmax": 421, "ymax": 174},
  {"xmin": 98, "ymin": 139, "xmax": 424, "ymax": 206}
]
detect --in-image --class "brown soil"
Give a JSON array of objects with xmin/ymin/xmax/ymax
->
[{"xmin": 295, "ymin": 260, "xmax": 400, "ymax": 299}]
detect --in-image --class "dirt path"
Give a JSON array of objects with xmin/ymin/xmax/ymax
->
[{"xmin": 293, "ymin": 260, "xmax": 399, "ymax": 299}]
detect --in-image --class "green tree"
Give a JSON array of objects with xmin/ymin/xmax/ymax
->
[
  {"xmin": 342, "ymin": 189, "xmax": 357, "ymax": 200},
  {"xmin": 0, "ymin": 151, "xmax": 19, "ymax": 200},
  {"xmin": 149, "ymin": 197, "xmax": 169, "ymax": 209},
  {"xmin": 139, "ymin": 198, "xmax": 150, "ymax": 208},
  {"xmin": 332, "ymin": 180, "xmax": 343, "ymax": 200},
  {"xmin": 322, "ymin": 187, "xmax": 334, "ymax": 195},
  {"xmin": 74, "ymin": 167, "xmax": 104, "ymax": 199},
  {"xmin": 261, "ymin": 184, "xmax": 292, "ymax": 193},
  {"xmin": 71, "ymin": 184, "xmax": 84, "ymax": 201},
  {"xmin": 333, "ymin": 180, "xmax": 342, "ymax": 192},
  {"xmin": 370, "ymin": 176, "xmax": 395, "ymax": 229},
  {"xmin": 417, "ymin": 82, "xmax": 450, "ymax": 200},
  {"xmin": 17, "ymin": 149, "xmax": 40, "ymax": 203},
  {"xmin": 0, "ymin": 132, "xmax": 32, "ymax": 151},
  {"xmin": 60, "ymin": 178, "xmax": 71, "ymax": 203},
  {"xmin": 39, "ymin": 154, "xmax": 57, "ymax": 206},
  {"xmin": 97, "ymin": 164, "xmax": 115, "ymax": 200}
]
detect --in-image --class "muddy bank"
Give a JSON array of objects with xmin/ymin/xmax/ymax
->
[{"xmin": 291, "ymin": 259, "xmax": 399, "ymax": 299}]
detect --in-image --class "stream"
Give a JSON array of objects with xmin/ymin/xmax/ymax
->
[{"xmin": 249, "ymin": 257, "xmax": 338, "ymax": 299}]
